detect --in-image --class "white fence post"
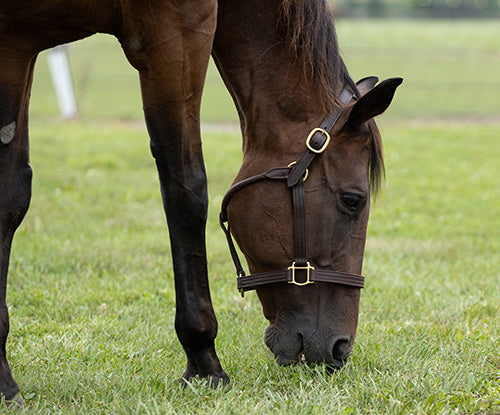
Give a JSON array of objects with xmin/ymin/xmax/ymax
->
[{"xmin": 47, "ymin": 45, "xmax": 78, "ymax": 119}]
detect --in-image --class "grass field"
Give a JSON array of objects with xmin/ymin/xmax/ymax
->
[{"xmin": 3, "ymin": 19, "xmax": 499, "ymax": 414}]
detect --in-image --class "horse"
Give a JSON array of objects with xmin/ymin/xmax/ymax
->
[{"xmin": 0, "ymin": 0, "xmax": 402, "ymax": 405}]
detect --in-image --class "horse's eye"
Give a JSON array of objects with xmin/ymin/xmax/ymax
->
[{"xmin": 340, "ymin": 193, "xmax": 364, "ymax": 213}]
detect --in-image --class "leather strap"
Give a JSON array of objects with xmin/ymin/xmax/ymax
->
[
  {"xmin": 292, "ymin": 180, "xmax": 307, "ymax": 265},
  {"xmin": 287, "ymin": 89, "xmax": 354, "ymax": 187},
  {"xmin": 220, "ymin": 167, "xmax": 291, "ymax": 223},
  {"xmin": 219, "ymin": 166, "xmax": 293, "ymax": 279},
  {"xmin": 237, "ymin": 269, "xmax": 364, "ymax": 292}
]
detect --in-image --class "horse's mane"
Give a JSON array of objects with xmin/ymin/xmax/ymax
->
[
  {"xmin": 367, "ymin": 120, "xmax": 384, "ymax": 196},
  {"xmin": 278, "ymin": 0, "xmax": 384, "ymax": 195}
]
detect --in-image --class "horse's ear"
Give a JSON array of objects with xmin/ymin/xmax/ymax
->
[
  {"xmin": 347, "ymin": 77, "xmax": 403, "ymax": 128},
  {"xmin": 356, "ymin": 76, "xmax": 379, "ymax": 97}
]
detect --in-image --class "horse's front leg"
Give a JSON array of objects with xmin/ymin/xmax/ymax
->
[
  {"xmin": 119, "ymin": 0, "xmax": 228, "ymax": 386},
  {"xmin": 0, "ymin": 41, "xmax": 36, "ymax": 405}
]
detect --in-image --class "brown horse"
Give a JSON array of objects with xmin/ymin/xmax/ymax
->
[{"xmin": 0, "ymin": 0, "xmax": 401, "ymax": 405}]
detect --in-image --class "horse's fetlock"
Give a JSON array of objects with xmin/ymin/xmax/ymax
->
[{"xmin": 176, "ymin": 317, "xmax": 218, "ymax": 352}]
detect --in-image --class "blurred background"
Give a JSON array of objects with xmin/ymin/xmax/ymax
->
[
  {"xmin": 330, "ymin": 0, "xmax": 500, "ymax": 18},
  {"xmin": 30, "ymin": 1, "xmax": 499, "ymax": 125}
]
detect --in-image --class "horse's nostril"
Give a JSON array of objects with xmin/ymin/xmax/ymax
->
[{"xmin": 331, "ymin": 337, "xmax": 350, "ymax": 363}]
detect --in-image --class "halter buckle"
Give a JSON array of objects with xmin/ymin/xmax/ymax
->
[
  {"xmin": 306, "ymin": 128, "xmax": 331, "ymax": 154},
  {"xmin": 238, "ymin": 272, "xmax": 246, "ymax": 297},
  {"xmin": 288, "ymin": 261, "xmax": 315, "ymax": 286}
]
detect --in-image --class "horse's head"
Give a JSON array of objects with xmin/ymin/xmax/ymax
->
[{"xmin": 221, "ymin": 77, "xmax": 402, "ymax": 368}]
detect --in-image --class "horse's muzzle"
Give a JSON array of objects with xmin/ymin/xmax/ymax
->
[{"xmin": 264, "ymin": 324, "xmax": 353, "ymax": 369}]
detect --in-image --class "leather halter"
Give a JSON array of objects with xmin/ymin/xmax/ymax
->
[{"xmin": 219, "ymin": 88, "xmax": 365, "ymax": 296}]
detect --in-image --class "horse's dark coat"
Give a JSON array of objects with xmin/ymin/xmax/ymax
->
[{"xmin": 0, "ymin": 0, "xmax": 401, "ymax": 402}]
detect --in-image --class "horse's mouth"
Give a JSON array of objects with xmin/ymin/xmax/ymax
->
[
  {"xmin": 281, "ymin": 350, "xmax": 306, "ymax": 366},
  {"xmin": 274, "ymin": 349, "xmax": 346, "ymax": 372},
  {"xmin": 266, "ymin": 326, "xmax": 352, "ymax": 370}
]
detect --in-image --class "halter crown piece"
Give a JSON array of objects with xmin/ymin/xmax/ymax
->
[{"xmin": 220, "ymin": 88, "xmax": 365, "ymax": 297}]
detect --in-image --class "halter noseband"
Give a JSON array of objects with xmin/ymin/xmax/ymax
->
[{"xmin": 219, "ymin": 88, "xmax": 365, "ymax": 296}]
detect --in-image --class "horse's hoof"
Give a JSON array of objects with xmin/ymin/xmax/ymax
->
[
  {"xmin": 180, "ymin": 373, "xmax": 231, "ymax": 390},
  {"xmin": 6, "ymin": 393, "xmax": 25, "ymax": 408},
  {"xmin": 206, "ymin": 373, "xmax": 231, "ymax": 389}
]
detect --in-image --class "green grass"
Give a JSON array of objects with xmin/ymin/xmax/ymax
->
[{"xmin": 2, "ymin": 19, "xmax": 499, "ymax": 414}]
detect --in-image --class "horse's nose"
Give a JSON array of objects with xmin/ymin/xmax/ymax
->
[
  {"xmin": 302, "ymin": 334, "xmax": 352, "ymax": 368},
  {"xmin": 331, "ymin": 336, "xmax": 351, "ymax": 365}
]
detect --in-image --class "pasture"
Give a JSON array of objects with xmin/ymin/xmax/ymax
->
[{"xmin": 3, "ymin": 19, "xmax": 499, "ymax": 413}]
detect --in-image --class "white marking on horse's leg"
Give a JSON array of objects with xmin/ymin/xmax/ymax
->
[{"xmin": 0, "ymin": 121, "xmax": 16, "ymax": 145}]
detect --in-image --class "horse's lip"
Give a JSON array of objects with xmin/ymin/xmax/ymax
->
[
  {"xmin": 276, "ymin": 348, "xmax": 349, "ymax": 369},
  {"xmin": 274, "ymin": 350, "xmax": 303, "ymax": 366}
]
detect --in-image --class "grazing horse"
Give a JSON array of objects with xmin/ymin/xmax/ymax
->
[{"xmin": 0, "ymin": 0, "xmax": 401, "ymax": 404}]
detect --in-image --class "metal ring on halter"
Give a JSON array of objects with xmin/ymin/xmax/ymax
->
[
  {"xmin": 288, "ymin": 261, "xmax": 315, "ymax": 286},
  {"xmin": 288, "ymin": 161, "xmax": 308, "ymax": 181}
]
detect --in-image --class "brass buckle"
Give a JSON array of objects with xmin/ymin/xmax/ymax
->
[
  {"xmin": 288, "ymin": 261, "xmax": 315, "ymax": 286},
  {"xmin": 306, "ymin": 128, "xmax": 331, "ymax": 154},
  {"xmin": 238, "ymin": 272, "xmax": 245, "ymax": 297}
]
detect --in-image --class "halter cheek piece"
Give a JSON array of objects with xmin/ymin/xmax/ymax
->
[{"xmin": 220, "ymin": 88, "xmax": 365, "ymax": 296}]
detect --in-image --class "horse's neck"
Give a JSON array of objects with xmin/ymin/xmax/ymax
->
[{"xmin": 213, "ymin": 0, "xmax": 327, "ymax": 162}]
